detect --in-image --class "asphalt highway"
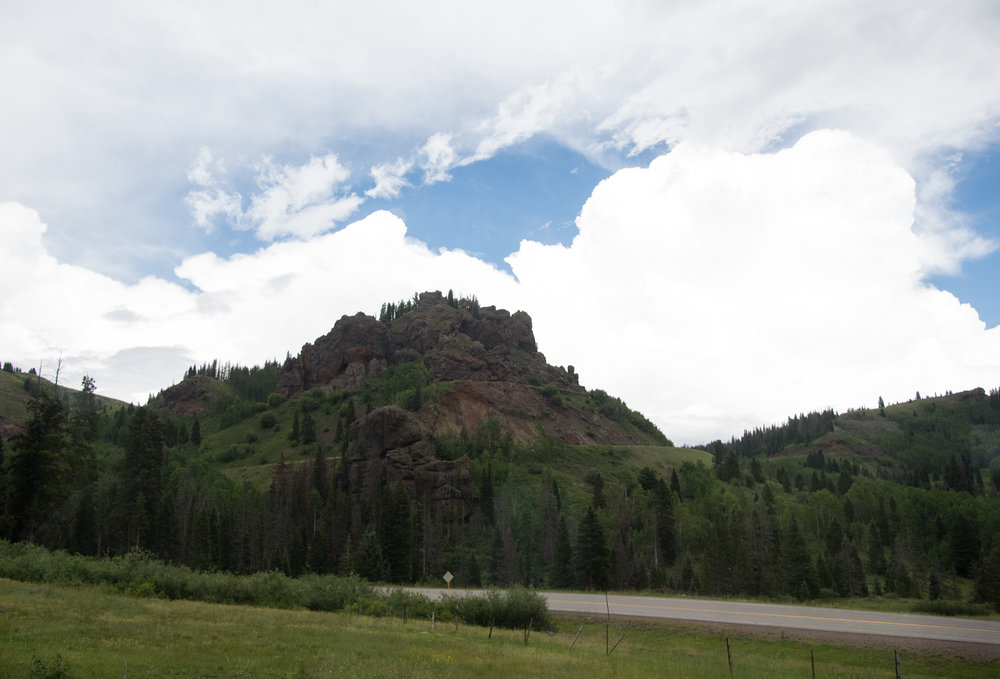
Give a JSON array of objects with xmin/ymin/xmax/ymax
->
[{"xmin": 408, "ymin": 588, "xmax": 1000, "ymax": 647}]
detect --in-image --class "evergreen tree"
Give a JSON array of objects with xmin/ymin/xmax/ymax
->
[
  {"xmin": 380, "ymin": 482, "xmax": 413, "ymax": 583},
  {"xmin": 928, "ymin": 569, "xmax": 942, "ymax": 600},
  {"xmin": 866, "ymin": 524, "xmax": 886, "ymax": 575},
  {"xmin": 552, "ymin": 515, "xmax": 574, "ymax": 588},
  {"xmin": 654, "ymin": 478, "xmax": 675, "ymax": 567},
  {"xmin": 115, "ymin": 407, "xmax": 165, "ymax": 552},
  {"xmin": 6, "ymin": 390, "xmax": 66, "ymax": 542},
  {"xmin": 301, "ymin": 412, "xmax": 316, "ymax": 445},
  {"xmin": 781, "ymin": 515, "xmax": 818, "ymax": 599},
  {"xmin": 670, "ymin": 468, "xmax": 681, "ymax": 494},
  {"xmin": 586, "ymin": 470, "xmax": 606, "ymax": 509},
  {"xmin": 575, "ymin": 506, "xmax": 611, "ymax": 590},
  {"xmin": 479, "ymin": 463, "xmax": 495, "ymax": 525},
  {"xmin": 190, "ymin": 417, "xmax": 202, "ymax": 445},
  {"xmin": 977, "ymin": 548, "xmax": 1000, "ymax": 612},
  {"xmin": 949, "ymin": 513, "xmax": 978, "ymax": 578},
  {"xmin": 312, "ymin": 446, "xmax": 329, "ymax": 501},
  {"xmin": 835, "ymin": 536, "xmax": 868, "ymax": 598}
]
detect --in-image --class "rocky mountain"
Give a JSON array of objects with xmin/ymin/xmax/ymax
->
[
  {"xmin": 275, "ymin": 290, "xmax": 665, "ymax": 448},
  {"xmin": 262, "ymin": 290, "xmax": 668, "ymax": 521}
]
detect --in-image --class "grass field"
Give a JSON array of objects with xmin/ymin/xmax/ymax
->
[{"xmin": 1, "ymin": 578, "xmax": 996, "ymax": 678}]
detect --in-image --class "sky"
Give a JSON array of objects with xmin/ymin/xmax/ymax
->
[{"xmin": 2, "ymin": 0, "xmax": 1000, "ymax": 445}]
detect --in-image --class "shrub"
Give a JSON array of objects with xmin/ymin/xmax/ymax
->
[
  {"xmin": 449, "ymin": 586, "xmax": 554, "ymax": 632},
  {"xmin": 911, "ymin": 600, "xmax": 993, "ymax": 617},
  {"xmin": 31, "ymin": 654, "xmax": 70, "ymax": 679}
]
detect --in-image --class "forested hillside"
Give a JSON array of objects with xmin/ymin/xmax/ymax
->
[{"xmin": 2, "ymin": 294, "xmax": 1000, "ymax": 614}]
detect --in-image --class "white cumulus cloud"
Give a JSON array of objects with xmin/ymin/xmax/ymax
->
[{"xmin": 4, "ymin": 131, "xmax": 1000, "ymax": 442}]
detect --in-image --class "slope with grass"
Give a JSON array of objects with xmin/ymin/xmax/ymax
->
[{"xmin": 2, "ymin": 578, "xmax": 998, "ymax": 679}]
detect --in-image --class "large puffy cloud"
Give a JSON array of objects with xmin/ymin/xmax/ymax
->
[
  {"xmin": 0, "ymin": 201, "xmax": 518, "ymax": 403},
  {"xmin": 3, "ymin": 131, "xmax": 1000, "ymax": 442},
  {"xmin": 4, "ymin": 1, "xmax": 999, "ymax": 276},
  {"xmin": 509, "ymin": 131, "xmax": 1000, "ymax": 442}
]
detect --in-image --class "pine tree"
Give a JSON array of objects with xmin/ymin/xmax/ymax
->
[
  {"xmin": 575, "ymin": 506, "xmax": 611, "ymax": 590},
  {"xmin": 479, "ymin": 463, "xmax": 495, "ymax": 525},
  {"xmin": 949, "ymin": 514, "xmax": 978, "ymax": 578},
  {"xmin": 290, "ymin": 411, "xmax": 301, "ymax": 443},
  {"xmin": 552, "ymin": 515, "xmax": 574, "ymax": 588},
  {"xmin": 781, "ymin": 515, "xmax": 818, "ymax": 599},
  {"xmin": 379, "ymin": 482, "xmax": 413, "ymax": 583},
  {"xmin": 7, "ymin": 390, "xmax": 67, "ymax": 542},
  {"xmin": 116, "ymin": 407, "xmax": 165, "ymax": 553},
  {"xmin": 301, "ymin": 412, "xmax": 316, "ymax": 445},
  {"xmin": 654, "ymin": 478, "xmax": 676, "ymax": 567},
  {"xmin": 977, "ymin": 549, "xmax": 1000, "ymax": 612},
  {"xmin": 190, "ymin": 417, "xmax": 202, "ymax": 445},
  {"xmin": 670, "ymin": 468, "xmax": 681, "ymax": 495}
]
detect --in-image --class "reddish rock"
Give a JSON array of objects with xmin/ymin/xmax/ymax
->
[
  {"xmin": 276, "ymin": 292, "xmax": 576, "ymax": 398},
  {"xmin": 343, "ymin": 405, "xmax": 472, "ymax": 517}
]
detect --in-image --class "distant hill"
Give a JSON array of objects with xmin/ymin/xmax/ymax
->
[
  {"xmin": 711, "ymin": 387, "xmax": 1000, "ymax": 492},
  {"xmin": 0, "ymin": 365, "xmax": 127, "ymax": 439}
]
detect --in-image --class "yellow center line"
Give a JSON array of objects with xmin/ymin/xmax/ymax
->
[{"xmin": 546, "ymin": 599, "xmax": 1000, "ymax": 635}]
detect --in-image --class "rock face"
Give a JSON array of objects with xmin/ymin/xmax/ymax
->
[
  {"xmin": 343, "ymin": 405, "xmax": 471, "ymax": 517},
  {"xmin": 274, "ymin": 291, "xmax": 658, "ymax": 452},
  {"xmin": 275, "ymin": 291, "xmax": 577, "ymax": 397},
  {"xmin": 152, "ymin": 375, "xmax": 221, "ymax": 417}
]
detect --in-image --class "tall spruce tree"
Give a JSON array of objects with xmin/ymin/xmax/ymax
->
[
  {"xmin": 6, "ymin": 390, "xmax": 66, "ymax": 542},
  {"xmin": 575, "ymin": 506, "xmax": 611, "ymax": 590},
  {"xmin": 781, "ymin": 515, "xmax": 818, "ymax": 599},
  {"xmin": 552, "ymin": 515, "xmax": 574, "ymax": 588}
]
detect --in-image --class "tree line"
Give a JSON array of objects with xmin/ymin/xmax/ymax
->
[{"xmin": 3, "ymin": 375, "xmax": 1000, "ymax": 612}]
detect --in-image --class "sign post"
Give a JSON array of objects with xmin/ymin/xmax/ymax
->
[{"xmin": 443, "ymin": 570, "xmax": 453, "ymax": 597}]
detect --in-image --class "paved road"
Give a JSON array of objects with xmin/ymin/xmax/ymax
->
[{"xmin": 409, "ymin": 588, "xmax": 1000, "ymax": 646}]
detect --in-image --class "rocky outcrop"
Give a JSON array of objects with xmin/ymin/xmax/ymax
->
[
  {"xmin": 343, "ymin": 405, "xmax": 471, "ymax": 516},
  {"xmin": 424, "ymin": 380, "xmax": 654, "ymax": 446},
  {"xmin": 275, "ymin": 291, "xmax": 578, "ymax": 398},
  {"xmin": 153, "ymin": 375, "xmax": 222, "ymax": 417},
  {"xmin": 276, "ymin": 313, "xmax": 390, "ymax": 396}
]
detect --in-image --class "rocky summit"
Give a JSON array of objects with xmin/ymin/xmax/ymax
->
[{"xmin": 274, "ymin": 290, "xmax": 659, "ymax": 448}]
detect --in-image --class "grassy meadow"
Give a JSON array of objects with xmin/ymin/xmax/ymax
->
[{"xmin": 1, "ymin": 578, "xmax": 997, "ymax": 679}]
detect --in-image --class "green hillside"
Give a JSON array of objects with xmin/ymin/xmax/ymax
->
[{"xmin": 2, "ymin": 295, "xmax": 1000, "ymax": 616}]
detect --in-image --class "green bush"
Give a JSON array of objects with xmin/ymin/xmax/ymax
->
[
  {"xmin": 30, "ymin": 654, "xmax": 70, "ymax": 679},
  {"xmin": 0, "ymin": 542, "xmax": 553, "ymax": 632},
  {"xmin": 911, "ymin": 599, "xmax": 993, "ymax": 617},
  {"xmin": 266, "ymin": 392, "xmax": 286, "ymax": 408},
  {"xmin": 449, "ymin": 586, "xmax": 554, "ymax": 632}
]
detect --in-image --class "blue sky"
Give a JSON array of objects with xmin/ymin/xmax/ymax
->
[
  {"xmin": 3, "ymin": 1, "xmax": 1000, "ymax": 444},
  {"xmin": 929, "ymin": 146, "xmax": 1000, "ymax": 326},
  {"xmin": 369, "ymin": 137, "xmax": 613, "ymax": 270}
]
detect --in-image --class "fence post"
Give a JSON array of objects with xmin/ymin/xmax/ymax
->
[
  {"xmin": 726, "ymin": 637, "xmax": 733, "ymax": 675},
  {"xmin": 811, "ymin": 648, "xmax": 816, "ymax": 679},
  {"xmin": 895, "ymin": 649, "xmax": 901, "ymax": 679},
  {"xmin": 605, "ymin": 592, "xmax": 611, "ymax": 656}
]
